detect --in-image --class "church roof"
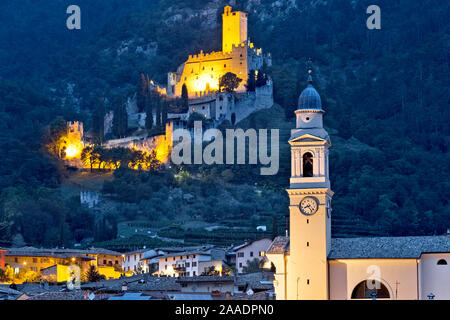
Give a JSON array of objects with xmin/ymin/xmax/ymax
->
[
  {"xmin": 329, "ymin": 236, "xmax": 450, "ymax": 259},
  {"xmin": 266, "ymin": 235, "xmax": 450, "ymax": 259}
]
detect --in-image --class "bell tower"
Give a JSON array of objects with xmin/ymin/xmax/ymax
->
[{"xmin": 287, "ymin": 68, "xmax": 333, "ymax": 300}]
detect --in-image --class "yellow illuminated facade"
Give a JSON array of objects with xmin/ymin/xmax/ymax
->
[
  {"xmin": 222, "ymin": 5, "xmax": 248, "ymax": 54},
  {"xmin": 64, "ymin": 121, "xmax": 84, "ymax": 159},
  {"xmin": 167, "ymin": 6, "xmax": 263, "ymax": 97}
]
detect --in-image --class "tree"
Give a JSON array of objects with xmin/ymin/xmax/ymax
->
[
  {"xmin": 112, "ymin": 97, "xmax": 128, "ymax": 138},
  {"xmin": 242, "ymin": 258, "xmax": 263, "ymax": 274},
  {"xmin": 219, "ymin": 72, "xmax": 242, "ymax": 93},
  {"xmin": 181, "ymin": 84, "xmax": 189, "ymax": 111},
  {"xmin": 44, "ymin": 116, "xmax": 67, "ymax": 158},
  {"xmin": 161, "ymin": 99, "xmax": 168, "ymax": 128},
  {"xmin": 91, "ymin": 100, "xmax": 105, "ymax": 145},
  {"xmin": 145, "ymin": 93, "xmax": 153, "ymax": 130},
  {"xmin": 201, "ymin": 265, "xmax": 220, "ymax": 276},
  {"xmin": 246, "ymin": 69, "xmax": 256, "ymax": 92},
  {"xmin": 85, "ymin": 265, "xmax": 105, "ymax": 282},
  {"xmin": 155, "ymin": 94, "xmax": 162, "ymax": 128},
  {"xmin": 136, "ymin": 73, "xmax": 148, "ymax": 112}
]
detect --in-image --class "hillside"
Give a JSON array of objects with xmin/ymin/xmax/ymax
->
[{"xmin": 0, "ymin": 0, "xmax": 449, "ymax": 248}]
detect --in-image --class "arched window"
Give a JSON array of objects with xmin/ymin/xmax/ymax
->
[
  {"xmin": 437, "ymin": 259, "xmax": 448, "ymax": 265},
  {"xmin": 351, "ymin": 280, "xmax": 390, "ymax": 299},
  {"xmin": 302, "ymin": 152, "xmax": 313, "ymax": 177}
]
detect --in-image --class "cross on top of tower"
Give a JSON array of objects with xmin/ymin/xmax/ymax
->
[{"xmin": 306, "ymin": 58, "xmax": 313, "ymax": 84}]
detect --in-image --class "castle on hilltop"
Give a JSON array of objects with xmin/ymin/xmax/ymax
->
[
  {"xmin": 164, "ymin": 5, "xmax": 273, "ymax": 129},
  {"xmin": 167, "ymin": 6, "xmax": 270, "ymax": 98}
]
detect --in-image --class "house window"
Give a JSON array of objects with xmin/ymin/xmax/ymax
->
[
  {"xmin": 193, "ymin": 271, "xmax": 196, "ymax": 276},
  {"xmin": 103, "ymin": 260, "xmax": 107, "ymax": 265},
  {"xmin": 239, "ymin": 263, "xmax": 242, "ymax": 268},
  {"xmin": 238, "ymin": 252, "xmax": 244, "ymax": 258},
  {"xmin": 15, "ymin": 258, "xmax": 18, "ymax": 263},
  {"xmin": 437, "ymin": 259, "xmax": 448, "ymax": 265},
  {"xmin": 192, "ymin": 262, "xmax": 197, "ymax": 267},
  {"xmin": 224, "ymin": 64, "xmax": 227, "ymax": 68},
  {"xmin": 250, "ymin": 252, "xmax": 254, "ymax": 257},
  {"xmin": 307, "ymin": 242, "xmax": 310, "ymax": 247},
  {"xmin": 307, "ymin": 279, "xmax": 310, "ymax": 285},
  {"xmin": 303, "ymin": 152, "xmax": 313, "ymax": 177},
  {"xmin": 33, "ymin": 258, "xmax": 37, "ymax": 263}
]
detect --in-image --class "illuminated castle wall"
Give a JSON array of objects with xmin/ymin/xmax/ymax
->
[
  {"xmin": 65, "ymin": 121, "xmax": 84, "ymax": 159},
  {"xmin": 167, "ymin": 6, "xmax": 263, "ymax": 98}
]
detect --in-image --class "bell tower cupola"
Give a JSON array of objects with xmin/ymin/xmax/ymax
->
[{"xmin": 295, "ymin": 69, "xmax": 324, "ymax": 129}]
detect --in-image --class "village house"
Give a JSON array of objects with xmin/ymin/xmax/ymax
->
[
  {"xmin": 157, "ymin": 248, "xmax": 227, "ymax": 277},
  {"xmin": 122, "ymin": 249, "xmax": 148, "ymax": 274},
  {"xmin": 3, "ymin": 247, "xmax": 124, "ymax": 282},
  {"xmin": 234, "ymin": 238, "xmax": 272, "ymax": 274},
  {"xmin": 177, "ymin": 276, "xmax": 235, "ymax": 295}
]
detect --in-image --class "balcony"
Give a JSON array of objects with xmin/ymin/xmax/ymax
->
[{"xmin": 173, "ymin": 265, "xmax": 186, "ymax": 272}]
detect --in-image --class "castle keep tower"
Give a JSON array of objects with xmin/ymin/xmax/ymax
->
[
  {"xmin": 286, "ymin": 70, "xmax": 333, "ymax": 299},
  {"xmin": 222, "ymin": 6, "xmax": 248, "ymax": 53}
]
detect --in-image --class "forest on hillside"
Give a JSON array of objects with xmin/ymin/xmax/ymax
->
[{"xmin": 0, "ymin": 0, "xmax": 448, "ymax": 247}]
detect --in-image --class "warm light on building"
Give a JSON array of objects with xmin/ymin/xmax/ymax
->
[{"xmin": 65, "ymin": 144, "xmax": 82, "ymax": 159}]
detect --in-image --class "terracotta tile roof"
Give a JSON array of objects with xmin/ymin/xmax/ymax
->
[
  {"xmin": 329, "ymin": 236, "xmax": 450, "ymax": 259},
  {"xmin": 266, "ymin": 236, "xmax": 289, "ymax": 254},
  {"xmin": 177, "ymin": 276, "xmax": 234, "ymax": 283},
  {"xmin": 5, "ymin": 247, "xmax": 121, "ymax": 259},
  {"xmin": 25, "ymin": 291, "xmax": 86, "ymax": 300},
  {"xmin": 235, "ymin": 272, "xmax": 274, "ymax": 290},
  {"xmin": 228, "ymin": 291, "xmax": 275, "ymax": 300},
  {"xmin": 81, "ymin": 274, "xmax": 181, "ymax": 292},
  {"xmin": 266, "ymin": 235, "xmax": 450, "ymax": 259}
]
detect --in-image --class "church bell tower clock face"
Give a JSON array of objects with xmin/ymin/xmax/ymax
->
[{"xmin": 299, "ymin": 196, "xmax": 319, "ymax": 215}]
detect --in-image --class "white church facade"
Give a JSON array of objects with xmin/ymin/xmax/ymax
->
[{"xmin": 266, "ymin": 70, "xmax": 450, "ymax": 300}]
